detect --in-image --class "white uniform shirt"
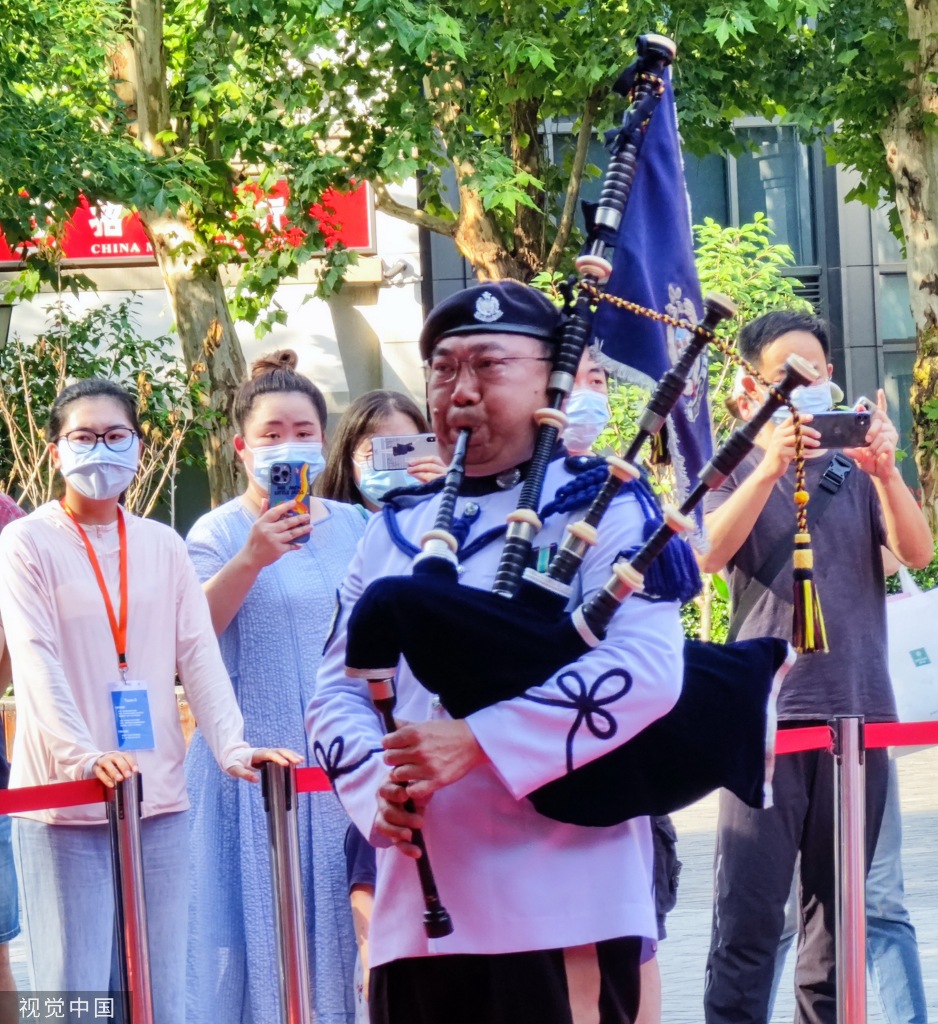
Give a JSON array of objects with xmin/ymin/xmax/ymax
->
[{"xmin": 308, "ymin": 461, "xmax": 684, "ymax": 966}]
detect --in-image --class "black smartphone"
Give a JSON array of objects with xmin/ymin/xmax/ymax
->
[
  {"xmin": 268, "ymin": 462, "xmax": 312, "ymax": 543},
  {"xmin": 810, "ymin": 410, "xmax": 871, "ymax": 448}
]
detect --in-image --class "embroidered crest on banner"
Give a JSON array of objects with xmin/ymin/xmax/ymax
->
[{"xmin": 474, "ymin": 292, "xmax": 503, "ymax": 324}]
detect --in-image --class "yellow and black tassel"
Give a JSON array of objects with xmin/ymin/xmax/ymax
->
[
  {"xmin": 790, "ymin": 422, "xmax": 828, "ymax": 654},
  {"xmin": 648, "ymin": 422, "xmax": 671, "ymax": 466},
  {"xmin": 791, "ymin": 527, "xmax": 828, "ymax": 654}
]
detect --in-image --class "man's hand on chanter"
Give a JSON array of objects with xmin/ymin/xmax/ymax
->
[{"xmin": 382, "ymin": 720, "xmax": 488, "ymax": 804}]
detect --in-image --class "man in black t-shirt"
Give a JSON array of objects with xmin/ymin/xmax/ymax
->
[{"xmin": 698, "ymin": 311, "xmax": 933, "ymax": 1024}]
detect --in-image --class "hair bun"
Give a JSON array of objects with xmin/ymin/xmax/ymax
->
[{"xmin": 251, "ymin": 349, "xmax": 298, "ymax": 379}]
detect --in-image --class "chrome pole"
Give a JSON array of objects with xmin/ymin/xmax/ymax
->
[
  {"xmin": 831, "ymin": 715, "xmax": 866, "ymax": 1024},
  {"xmin": 262, "ymin": 763, "xmax": 313, "ymax": 1024},
  {"xmin": 106, "ymin": 773, "xmax": 154, "ymax": 1024}
]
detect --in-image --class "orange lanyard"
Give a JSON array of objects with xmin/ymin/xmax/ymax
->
[{"xmin": 61, "ymin": 502, "xmax": 129, "ymax": 678}]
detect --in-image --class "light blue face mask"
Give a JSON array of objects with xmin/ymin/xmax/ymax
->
[
  {"xmin": 770, "ymin": 380, "xmax": 834, "ymax": 424},
  {"xmin": 246, "ymin": 441, "xmax": 325, "ymax": 493},
  {"xmin": 357, "ymin": 465, "xmax": 417, "ymax": 505},
  {"xmin": 564, "ymin": 388, "xmax": 611, "ymax": 453}
]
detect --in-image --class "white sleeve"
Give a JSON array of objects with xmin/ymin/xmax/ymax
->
[
  {"xmin": 173, "ymin": 539, "xmax": 253, "ymax": 772},
  {"xmin": 0, "ymin": 526, "xmax": 102, "ymax": 781},
  {"xmin": 307, "ymin": 531, "xmax": 389, "ymax": 846},
  {"xmin": 466, "ymin": 493, "xmax": 684, "ymax": 798}
]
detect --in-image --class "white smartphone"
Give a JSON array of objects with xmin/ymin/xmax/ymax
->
[{"xmin": 371, "ymin": 433, "xmax": 438, "ymax": 471}]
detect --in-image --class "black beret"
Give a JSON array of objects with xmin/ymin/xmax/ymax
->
[{"xmin": 419, "ymin": 281, "xmax": 562, "ymax": 361}]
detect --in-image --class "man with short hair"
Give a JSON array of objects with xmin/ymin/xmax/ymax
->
[
  {"xmin": 308, "ymin": 280, "xmax": 684, "ymax": 1024},
  {"xmin": 700, "ymin": 309, "xmax": 933, "ymax": 1024}
]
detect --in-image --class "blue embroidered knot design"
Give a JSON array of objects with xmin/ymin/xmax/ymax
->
[
  {"xmin": 313, "ymin": 736, "xmax": 379, "ymax": 784},
  {"xmin": 522, "ymin": 667, "xmax": 633, "ymax": 773}
]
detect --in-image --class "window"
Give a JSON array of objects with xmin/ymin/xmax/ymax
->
[{"xmin": 684, "ymin": 125, "xmax": 816, "ymax": 267}]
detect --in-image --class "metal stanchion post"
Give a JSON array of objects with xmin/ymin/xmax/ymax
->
[
  {"xmin": 262, "ymin": 763, "xmax": 313, "ymax": 1024},
  {"xmin": 106, "ymin": 773, "xmax": 154, "ymax": 1024},
  {"xmin": 831, "ymin": 715, "xmax": 866, "ymax": 1024}
]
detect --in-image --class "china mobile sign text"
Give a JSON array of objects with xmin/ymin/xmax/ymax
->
[{"xmin": 0, "ymin": 183, "xmax": 373, "ymax": 266}]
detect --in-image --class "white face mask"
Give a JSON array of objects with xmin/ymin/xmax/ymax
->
[
  {"xmin": 356, "ymin": 465, "xmax": 416, "ymax": 505},
  {"xmin": 57, "ymin": 438, "xmax": 141, "ymax": 501},
  {"xmin": 564, "ymin": 388, "xmax": 611, "ymax": 453},
  {"xmin": 770, "ymin": 380, "xmax": 834, "ymax": 424},
  {"xmin": 244, "ymin": 441, "xmax": 325, "ymax": 493}
]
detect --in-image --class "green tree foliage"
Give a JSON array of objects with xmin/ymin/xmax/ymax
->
[
  {"xmin": 593, "ymin": 216, "xmax": 811, "ymax": 638},
  {"xmin": 599, "ymin": 215, "xmax": 811, "ymax": 454},
  {"xmin": 7, "ymin": 0, "xmax": 938, "ymax": 513},
  {"xmin": 0, "ymin": 0, "xmax": 356, "ymax": 300},
  {"xmin": 672, "ymin": 0, "xmax": 938, "ymax": 522},
  {"xmin": 0, "ymin": 298, "xmax": 214, "ymax": 519},
  {"xmin": 695, "ymin": 214, "xmax": 813, "ymax": 439}
]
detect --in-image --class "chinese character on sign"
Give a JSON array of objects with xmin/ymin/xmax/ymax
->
[
  {"xmin": 88, "ymin": 202, "xmax": 126, "ymax": 239},
  {"xmin": 18, "ymin": 996, "xmax": 40, "ymax": 1019},
  {"xmin": 44, "ymin": 997, "xmax": 65, "ymax": 1019},
  {"xmin": 70, "ymin": 997, "xmax": 90, "ymax": 1017},
  {"xmin": 94, "ymin": 997, "xmax": 115, "ymax": 1019}
]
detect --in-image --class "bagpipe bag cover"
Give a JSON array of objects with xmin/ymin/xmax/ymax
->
[{"xmin": 345, "ymin": 559, "xmax": 789, "ymax": 825}]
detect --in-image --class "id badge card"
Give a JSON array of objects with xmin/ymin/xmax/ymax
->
[{"xmin": 110, "ymin": 681, "xmax": 156, "ymax": 751}]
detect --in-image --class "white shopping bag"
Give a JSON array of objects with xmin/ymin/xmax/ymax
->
[{"xmin": 886, "ymin": 567, "xmax": 938, "ymax": 755}]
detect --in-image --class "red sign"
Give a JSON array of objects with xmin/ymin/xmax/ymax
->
[{"xmin": 0, "ymin": 182, "xmax": 374, "ymax": 267}]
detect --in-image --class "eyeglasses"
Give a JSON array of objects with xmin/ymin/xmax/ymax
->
[
  {"xmin": 424, "ymin": 354, "xmax": 552, "ymax": 386},
  {"xmin": 58, "ymin": 428, "xmax": 137, "ymax": 454}
]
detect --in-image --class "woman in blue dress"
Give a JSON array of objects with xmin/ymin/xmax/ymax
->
[{"xmin": 185, "ymin": 350, "xmax": 364, "ymax": 1024}]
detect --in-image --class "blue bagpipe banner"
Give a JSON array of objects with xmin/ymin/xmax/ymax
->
[{"xmin": 589, "ymin": 67, "xmax": 712, "ymax": 519}]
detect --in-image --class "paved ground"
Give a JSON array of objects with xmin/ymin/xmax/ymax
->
[
  {"xmin": 661, "ymin": 746, "xmax": 938, "ymax": 1022},
  {"xmin": 7, "ymin": 747, "xmax": 937, "ymax": 1020}
]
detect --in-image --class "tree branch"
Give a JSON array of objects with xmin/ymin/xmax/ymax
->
[
  {"xmin": 128, "ymin": 0, "xmax": 171, "ymax": 154},
  {"xmin": 545, "ymin": 91, "xmax": 603, "ymax": 273},
  {"xmin": 373, "ymin": 182, "xmax": 456, "ymax": 237}
]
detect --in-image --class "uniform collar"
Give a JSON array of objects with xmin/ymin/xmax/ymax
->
[{"xmin": 460, "ymin": 443, "xmax": 567, "ymax": 496}]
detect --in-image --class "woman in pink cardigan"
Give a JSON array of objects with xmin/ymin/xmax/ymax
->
[{"xmin": 0, "ymin": 378, "xmax": 297, "ymax": 1023}]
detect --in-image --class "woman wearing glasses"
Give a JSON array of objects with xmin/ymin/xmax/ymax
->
[
  {"xmin": 0, "ymin": 378, "xmax": 295, "ymax": 1023},
  {"xmin": 316, "ymin": 389, "xmax": 438, "ymax": 512}
]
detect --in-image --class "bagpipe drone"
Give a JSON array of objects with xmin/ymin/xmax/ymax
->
[{"xmin": 345, "ymin": 34, "xmax": 825, "ymax": 936}]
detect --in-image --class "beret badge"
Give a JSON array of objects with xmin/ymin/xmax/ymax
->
[{"xmin": 474, "ymin": 292, "xmax": 504, "ymax": 324}]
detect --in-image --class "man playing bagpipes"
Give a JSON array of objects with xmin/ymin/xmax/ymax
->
[
  {"xmin": 308, "ymin": 280, "xmax": 687, "ymax": 1024},
  {"xmin": 700, "ymin": 311, "xmax": 933, "ymax": 1024}
]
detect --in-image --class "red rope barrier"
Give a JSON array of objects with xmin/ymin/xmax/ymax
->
[
  {"xmin": 294, "ymin": 767, "xmax": 332, "ymax": 793},
  {"xmin": 0, "ymin": 778, "xmax": 106, "ymax": 816},
  {"xmin": 867, "ymin": 720, "xmax": 938, "ymax": 749},
  {"xmin": 774, "ymin": 720, "xmax": 938, "ymax": 755},
  {"xmin": 0, "ymin": 727, "xmax": 934, "ymax": 817},
  {"xmin": 775, "ymin": 726, "xmax": 831, "ymax": 755}
]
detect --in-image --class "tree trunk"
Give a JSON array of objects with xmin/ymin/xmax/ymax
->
[
  {"xmin": 126, "ymin": 0, "xmax": 245, "ymax": 505},
  {"xmin": 883, "ymin": 1, "xmax": 938, "ymax": 529},
  {"xmin": 142, "ymin": 211, "xmax": 246, "ymax": 504},
  {"xmin": 452, "ymin": 166, "xmax": 530, "ymax": 282},
  {"xmin": 510, "ymin": 97, "xmax": 545, "ymax": 276}
]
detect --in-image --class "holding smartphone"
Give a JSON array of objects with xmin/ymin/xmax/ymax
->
[
  {"xmin": 371, "ymin": 432, "xmax": 438, "ymax": 471},
  {"xmin": 810, "ymin": 410, "xmax": 871, "ymax": 449},
  {"xmin": 268, "ymin": 462, "xmax": 313, "ymax": 543}
]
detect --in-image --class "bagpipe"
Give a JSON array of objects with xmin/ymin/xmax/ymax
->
[{"xmin": 344, "ymin": 35, "xmax": 823, "ymax": 935}]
